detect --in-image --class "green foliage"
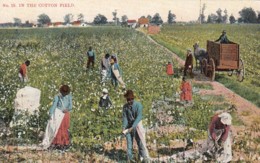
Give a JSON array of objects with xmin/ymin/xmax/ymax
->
[
  {"xmin": 238, "ymin": 7, "xmax": 258, "ymax": 23},
  {"xmin": 37, "ymin": 13, "xmax": 51, "ymax": 25},
  {"xmin": 216, "ymin": 74, "xmax": 260, "ymax": 107},
  {"xmin": 151, "ymin": 13, "xmax": 163, "ymax": 25},
  {"xmin": 0, "ymin": 27, "xmax": 176, "ymax": 150},
  {"xmin": 147, "ymin": 129, "xmax": 207, "ymax": 146},
  {"xmin": 93, "ymin": 14, "xmax": 108, "ymax": 24},
  {"xmin": 193, "ymin": 83, "xmax": 213, "ymax": 90},
  {"xmin": 183, "ymin": 97, "xmax": 214, "ymax": 130}
]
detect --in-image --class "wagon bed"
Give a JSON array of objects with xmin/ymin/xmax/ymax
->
[{"xmin": 201, "ymin": 40, "xmax": 244, "ymax": 81}]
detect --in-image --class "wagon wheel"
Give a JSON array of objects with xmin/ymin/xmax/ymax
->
[
  {"xmin": 201, "ymin": 59, "xmax": 208, "ymax": 75},
  {"xmin": 237, "ymin": 59, "xmax": 245, "ymax": 82},
  {"xmin": 227, "ymin": 70, "xmax": 233, "ymax": 76},
  {"xmin": 208, "ymin": 58, "xmax": 215, "ymax": 81}
]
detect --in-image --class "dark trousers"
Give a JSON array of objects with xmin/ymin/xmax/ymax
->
[{"xmin": 87, "ymin": 57, "xmax": 95, "ymax": 68}]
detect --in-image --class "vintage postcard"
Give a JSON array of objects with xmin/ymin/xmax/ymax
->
[{"xmin": 0, "ymin": 0, "xmax": 259, "ymax": 162}]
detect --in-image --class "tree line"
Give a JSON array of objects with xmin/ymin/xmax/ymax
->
[
  {"xmin": 4, "ymin": 6, "xmax": 260, "ymax": 27},
  {"xmin": 200, "ymin": 6, "xmax": 260, "ymax": 24}
]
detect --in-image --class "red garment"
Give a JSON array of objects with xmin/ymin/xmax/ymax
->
[
  {"xmin": 52, "ymin": 112, "xmax": 70, "ymax": 145},
  {"xmin": 209, "ymin": 114, "xmax": 230, "ymax": 142},
  {"xmin": 19, "ymin": 63, "xmax": 27, "ymax": 77},
  {"xmin": 166, "ymin": 64, "xmax": 174, "ymax": 75},
  {"xmin": 180, "ymin": 81, "xmax": 192, "ymax": 101}
]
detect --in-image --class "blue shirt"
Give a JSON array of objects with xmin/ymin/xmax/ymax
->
[
  {"xmin": 49, "ymin": 94, "xmax": 73, "ymax": 116},
  {"xmin": 87, "ymin": 50, "xmax": 95, "ymax": 59},
  {"xmin": 122, "ymin": 101, "xmax": 143, "ymax": 130}
]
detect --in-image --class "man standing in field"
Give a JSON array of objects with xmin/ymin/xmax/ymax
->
[
  {"xmin": 184, "ymin": 49, "xmax": 193, "ymax": 77},
  {"xmin": 86, "ymin": 46, "xmax": 95, "ymax": 70},
  {"xmin": 215, "ymin": 30, "xmax": 230, "ymax": 44},
  {"xmin": 18, "ymin": 60, "xmax": 30, "ymax": 82},
  {"xmin": 122, "ymin": 90, "xmax": 149, "ymax": 162}
]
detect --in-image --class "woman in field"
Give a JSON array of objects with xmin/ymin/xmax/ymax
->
[
  {"xmin": 109, "ymin": 58, "xmax": 126, "ymax": 90},
  {"xmin": 41, "ymin": 85, "xmax": 73, "ymax": 150}
]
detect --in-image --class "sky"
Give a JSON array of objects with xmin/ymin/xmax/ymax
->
[{"xmin": 0, "ymin": 0, "xmax": 259, "ymax": 23}]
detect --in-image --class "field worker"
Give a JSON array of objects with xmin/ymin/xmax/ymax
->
[
  {"xmin": 111, "ymin": 54, "xmax": 118, "ymax": 64},
  {"xmin": 201, "ymin": 112, "xmax": 232, "ymax": 162},
  {"xmin": 166, "ymin": 61, "xmax": 174, "ymax": 76},
  {"xmin": 41, "ymin": 85, "xmax": 73, "ymax": 150},
  {"xmin": 109, "ymin": 58, "xmax": 126, "ymax": 90},
  {"xmin": 184, "ymin": 49, "xmax": 193, "ymax": 77},
  {"xmin": 19, "ymin": 60, "xmax": 30, "ymax": 82},
  {"xmin": 99, "ymin": 88, "xmax": 112, "ymax": 110},
  {"xmin": 215, "ymin": 30, "xmax": 230, "ymax": 44},
  {"xmin": 122, "ymin": 90, "xmax": 149, "ymax": 162},
  {"xmin": 86, "ymin": 46, "xmax": 96, "ymax": 69},
  {"xmin": 180, "ymin": 76, "xmax": 192, "ymax": 103},
  {"xmin": 100, "ymin": 53, "xmax": 111, "ymax": 85}
]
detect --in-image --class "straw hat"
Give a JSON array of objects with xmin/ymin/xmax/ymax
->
[{"xmin": 218, "ymin": 112, "xmax": 232, "ymax": 125}]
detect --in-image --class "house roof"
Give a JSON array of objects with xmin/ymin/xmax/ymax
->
[
  {"xmin": 127, "ymin": 20, "xmax": 137, "ymax": 23},
  {"xmin": 138, "ymin": 18, "xmax": 149, "ymax": 24}
]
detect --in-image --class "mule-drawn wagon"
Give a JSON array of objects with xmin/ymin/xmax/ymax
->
[{"xmin": 201, "ymin": 40, "xmax": 245, "ymax": 82}]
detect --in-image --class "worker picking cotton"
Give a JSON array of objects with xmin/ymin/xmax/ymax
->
[
  {"xmin": 200, "ymin": 112, "xmax": 232, "ymax": 163},
  {"xmin": 108, "ymin": 58, "xmax": 126, "ymax": 90},
  {"xmin": 122, "ymin": 90, "xmax": 149, "ymax": 162}
]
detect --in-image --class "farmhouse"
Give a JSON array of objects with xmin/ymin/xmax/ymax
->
[
  {"xmin": 138, "ymin": 18, "xmax": 149, "ymax": 27},
  {"xmin": 127, "ymin": 20, "xmax": 137, "ymax": 28}
]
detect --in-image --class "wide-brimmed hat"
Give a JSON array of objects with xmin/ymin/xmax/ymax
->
[
  {"xmin": 60, "ymin": 85, "xmax": 70, "ymax": 95},
  {"xmin": 218, "ymin": 112, "xmax": 232, "ymax": 125},
  {"xmin": 102, "ymin": 88, "xmax": 108, "ymax": 94},
  {"xmin": 124, "ymin": 90, "xmax": 135, "ymax": 99}
]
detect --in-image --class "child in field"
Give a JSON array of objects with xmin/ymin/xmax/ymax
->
[
  {"xmin": 166, "ymin": 61, "xmax": 174, "ymax": 76},
  {"xmin": 180, "ymin": 76, "xmax": 192, "ymax": 104},
  {"xmin": 99, "ymin": 88, "xmax": 112, "ymax": 110},
  {"xmin": 19, "ymin": 60, "xmax": 30, "ymax": 82}
]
